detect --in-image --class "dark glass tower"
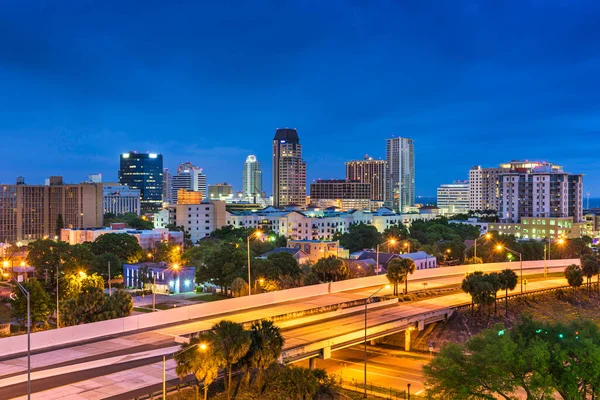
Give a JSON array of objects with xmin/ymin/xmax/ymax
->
[{"xmin": 118, "ymin": 152, "xmax": 164, "ymax": 213}]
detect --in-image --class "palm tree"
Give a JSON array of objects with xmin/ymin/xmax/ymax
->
[
  {"xmin": 486, "ymin": 272, "xmax": 501, "ymax": 316},
  {"xmin": 581, "ymin": 257, "xmax": 599, "ymax": 293},
  {"xmin": 461, "ymin": 271, "xmax": 484, "ymax": 314},
  {"xmin": 565, "ymin": 264, "xmax": 584, "ymax": 289},
  {"xmin": 398, "ymin": 258, "xmax": 416, "ymax": 294},
  {"xmin": 212, "ymin": 320, "xmax": 251, "ymax": 400},
  {"xmin": 246, "ymin": 320, "xmax": 284, "ymax": 390},
  {"xmin": 174, "ymin": 332, "xmax": 222, "ymax": 400},
  {"xmin": 386, "ymin": 258, "xmax": 403, "ymax": 296},
  {"xmin": 497, "ymin": 269, "xmax": 518, "ymax": 316}
]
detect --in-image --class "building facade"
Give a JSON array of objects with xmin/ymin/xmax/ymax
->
[
  {"xmin": 118, "ymin": 152, "xmax": 163, "ymax": 213},
  {"xmin": 208, "ymin": 183, "xmax": 234, "ymax": 201},
  {"xmin": 162, "ymin": 168, "xmax": 171, "ymax": 203},
  {"xmin": 243, "ymin": 155, "xmax": 262, "ymax": 199},
  {"xmin": 498, "ymin": 162, "xmax": 583, "ymax": 223},
  {"xmin": 168, "ymin": 200, "xmax": 227, "ymax": 243},
  {"xmin": 437, "ymin": 181, "xmax": 470, "ymax": 214},
  {"xmin": 468, "ymin": 166, "xmax": 508, "ymax": 211},
  {"xmin": 345, "ymin": 155, "xmax": 387, "ymax": 201},
  {"xmin": 309, "ymin": 179, "xmax": 372, "ymax": 211},
  {"xmin": 488, "ymin": 217, "xmax": 590, "ymax": 240},
  {"xmin": 61, "ymin": 226, "xmax": 184, "ymax": 249},
  {"xmin": 102, "ymin": 184, "xmax": 141, "ymax": 216},
  {"xmin": 171, "ymin": 162, "xmax": 207, "ymax": 204},
  {"xmin": 0, "ymin": 177, "xmax": 103, "ymax": 243},
  {"xmin": 123, "ymin": 262, "xmax": 195, "ymax": 293},
  {"xmin": 385, "ymin": 137, "xmax": 415, "ymax": 212},
  {"xmin": 272, "ymin": 128, "xmax": 306, "ymax": 208}
]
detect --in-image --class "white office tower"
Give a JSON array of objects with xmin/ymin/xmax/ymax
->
[
  {"xmin": 243, "ymin": 155, "xmax": 263, "ymax": 200},
  {"xmin": 385, "ymin": 137, "xmax": 415, "ymax": 212}
]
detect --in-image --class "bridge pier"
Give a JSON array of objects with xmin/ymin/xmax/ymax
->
[
  {"xmin": 370, "ymin": 339, "xmax": 377, "ymax": 346},
  {"xmin": 418, "ymin": 319, "xmax": 424, "ymax": 331},
  {"xmin": 309, "ymin": 358, "xmax": 317, "ymax": 370},
  {"xmin": 320, "ymin": 346, "xmax": 331, "ymax": 360},
  {"xmin": 405, "ymin": 328, "xmax": 412, "ymax": 351}
]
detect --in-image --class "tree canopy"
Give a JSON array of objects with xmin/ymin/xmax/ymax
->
[
  {"xmin": 424, "ymin": 318, "xmax": 600, "ymax": 399},
  {"xmin": 334, "ymin": 223, "xmax": 382, "ymax": 253},
  {"xmin": 312, "ymin": 256, "xmax": 350, "ymax": 282},
  {"xmin": 90, "ymin": 233, "xmax": 144, "ymax": 263}
]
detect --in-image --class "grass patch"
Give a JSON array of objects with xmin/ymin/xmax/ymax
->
[
  {"xmin": 133, "ymin": 307, "xmax": 154, "ymax": 313},
  {"xmin": 187, "ymin": 294, "xmax": 228, "ymax": 302}
]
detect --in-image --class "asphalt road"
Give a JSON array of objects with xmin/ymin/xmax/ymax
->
[{"xmin": 297, "ymin": 345, "xmax": 429, "ymax": 395}]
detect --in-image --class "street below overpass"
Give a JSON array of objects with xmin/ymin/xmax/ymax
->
[{"xmin": 297, "ymin": 345, "xmax": 429, "ymax": 396}]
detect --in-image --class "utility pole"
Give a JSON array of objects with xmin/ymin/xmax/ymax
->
[{"xmin": 108, "ymin": 261, "xmax": 112, "ymax": 296}]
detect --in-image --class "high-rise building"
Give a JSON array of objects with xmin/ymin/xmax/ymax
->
[
  {"xmin": 118, "ymin": 152, "xmax": 163, "ymax": 213},
  {"xmin": 468, "ymin": 166, "xmax": 508, "ymax": 211},
  {"xmin": 209, "ymin": 183, "xmax": 234, "ymax": 201},
  {"xmin": 102, "ymin": 184, "xmax": 141, "ymax": 216},
  {"xmin": 272, "ymin": 128, "xmax": 306, "ymax": 208},
  {"xmin": 437, "ymin": 181, "xmax": 470, "ymax": 214},
  {"xmin": 171, "ymin": 162, "xmax": 207, "ymax": 204},
  {"xmin": 309, "ymin": 179, "xmax": 372, "ymax": 211},
  {"xmin": 162, "ymin": 168, "xmax": 172, "ymax": 203},
  {"xmin": 385, "ymin": 137, "xmax": 415, "ymax": 212},
  {"xmin": 0, "ymin": 177, "xmax": 103, "ymax": 243},
  {"xmin": 498, "ymin": 161, "xmax": 583, "ymax": 223},
  {"xmin": 243, "ymin": 155, "xmax": 262, "ymax": 199},
  {"xmin": 87, "ymin": 174, "xmax": 102, "ymax": 183},
  {"xmin": 345, "ymin": 155, "xmax": 387, "ymax": 201}
]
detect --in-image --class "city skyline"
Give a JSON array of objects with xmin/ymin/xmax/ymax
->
[{"xmin": 1, "ymin": 2, "xmax": 599, "ymax": 196}]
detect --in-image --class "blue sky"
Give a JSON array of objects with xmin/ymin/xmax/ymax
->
[{"xmin": 1, "ymin": 0, "xmax": 599, "ymax": 196}]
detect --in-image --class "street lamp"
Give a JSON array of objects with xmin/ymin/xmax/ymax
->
[
  {"xmin": 15, "ymin": 281, "xmax": 31, "ymax": 400},
  {"xmin": 363, "ymin": 284, "xmax": 390, "ymax": 398},
  {"xmin": 164, "ymin": 342, "xmax": 209, "ymax": 400},
  {"xmin": 247, "ymin": 230, "xmax": 262, "ymax": 295},
  {"xmin": 496, "ymin": 245, "xmax": 523, "ymax": 293},
  {"xmin": 472, "ymin": 233, "xmax": 492, "ymax": 260},
  {"xmin": 404, "ymin": 241, "xmax": 410, "ymax": 254},
  {"xmin": 376, "ymin": 238, "xmax": 397, "ymax": 275},
  {"xmin": 544, "ymin": 237, "xmax": 565, "ymax": 278}
]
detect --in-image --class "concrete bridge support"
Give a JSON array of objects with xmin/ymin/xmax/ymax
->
[
  {"xmin": 309, "ymin": 358, "xmax": 317, "ymax": 370},
  {"xmin": 405, "ymin": 328, "xmax": 412, "ymax": 351}
]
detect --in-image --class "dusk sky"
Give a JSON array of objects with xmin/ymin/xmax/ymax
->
[{"xmin": 1, "ymin": 1, "xmax": 599, "ymax": 196}]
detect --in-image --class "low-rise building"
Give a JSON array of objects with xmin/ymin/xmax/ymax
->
[
  {"xmin": 351, "ymin": 250, "xmax": 437, "ymax": 271},
  {"xmin": 488, "ymin": 217, "xmax": 591, "ymax": 240},
  {"xmin": 122, "ymin": 262, "xmax": 195, "ymax": 293},
  {"xmin": 167, "ymin": 200, "xmax": 227, "ymax": 243},
  {"xmin": 261, "ymin": 247, "xmax": 309, "ymax": 265},
  {"xmin": 61, "ymin": 226, "xmax": 184, "ymax": 249},
  {"xmin": 287, "ymin": 239, "xmax": 349, "ymax": 264}
]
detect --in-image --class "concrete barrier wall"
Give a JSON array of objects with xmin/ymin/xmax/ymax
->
[{"xmin": 0, "ymin": 258, "xmax": 579, "ymax": 356}]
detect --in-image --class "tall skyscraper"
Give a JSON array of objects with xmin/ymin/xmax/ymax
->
[
  {"xmin": 272, "ymin": 128, "xmax": 306, "ymax": 208},
  {"xmin": 171, "ymin": 162, "xmax": 207, "ymax": 204},
  {"xmin": 385, "ymin": 137, "xmax": 415, "ymax": 212},
  {"xmin": 118, "ymin": 152, "xmax": 163, "ymax": 213},
  {"xmin": 345, "ymin": 155, "xmax": 387, "ymax": 201},
  {"xmin": 242, "ymin": 155, "xmax": 263, "ymax": 199},
  {"xmin": 162, "ymin": 168, "xmax": 172, "ymax": 203}
]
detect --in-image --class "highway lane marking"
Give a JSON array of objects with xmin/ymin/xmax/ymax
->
[
  {"xmin": 337, "ymin": 366, "xmax": 423, "ymax": 385},
  {"xmin": 0, "ymin": 346, "xmax": 180, "ymax": 387},
  {"xmin": 327, "ymin": 358, "xmax": 424, "ymax": 379}
]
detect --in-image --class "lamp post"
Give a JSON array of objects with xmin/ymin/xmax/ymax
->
[
  {"xmin": 472, "ymin": 233, "xmax": 492, "ymax": 260},
  {"xmin": 404, "ymin": 241, "xmax": 410, "ymax": 254},
  {"xmin": 375, "ymin": 238, "xmax": 397, "ymax": 275},
  {"xmin": 246, "ymin": 230, "xmax": 262, "ymax": 295},
  {"xmin": 164, "ymin": 342, "xmax": 208, "ymax": 400},
  {"xmin": 544, "ymin": 237, "xmax": 565, "ymax": 278},
  {"xmin": 364, "ymin": 284, "xmax": 390, "ymax": 398},
  {"xmin": 496, "ymin": 245, "xmax": 523, "ymax": 293},
  {"xmin": 16, "ymin": 281, "xmax": 31, "ymax": 400}
]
